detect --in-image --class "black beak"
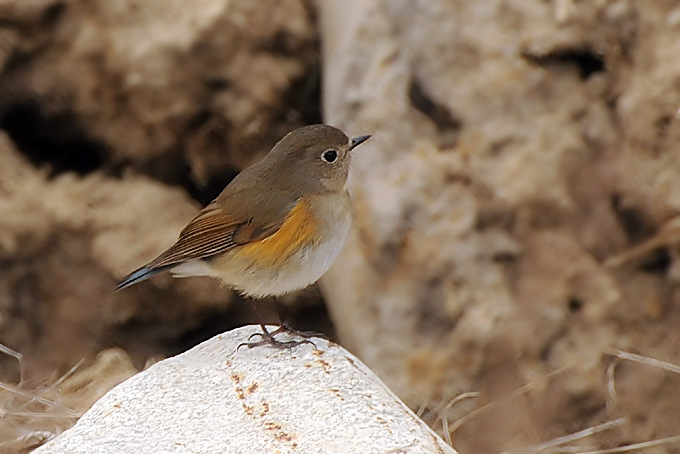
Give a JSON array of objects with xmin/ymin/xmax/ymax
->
[{"xmin": 350, "ymin": 135, "xmax": 371, "ymax": 150}]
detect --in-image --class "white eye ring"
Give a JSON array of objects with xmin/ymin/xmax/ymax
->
[{"xmin": 321, "ymin": 149, "xmax": 338, "ymax": 163}]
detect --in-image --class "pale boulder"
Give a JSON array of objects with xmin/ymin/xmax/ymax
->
[{"xmin": 34, "ymin": 326, "xmax": 457, "ymax": 454}]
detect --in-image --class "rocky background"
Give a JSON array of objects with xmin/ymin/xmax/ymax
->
[{"xmin": 2, "ymin": 0, "xmax": 680, "ymax": 453}]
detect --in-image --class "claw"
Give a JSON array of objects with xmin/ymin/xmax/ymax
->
[
  {"xmin": 242, "ymin": 337, "xmax": 317, "ymax": 349},
  {"xmin": 237, "ymin": 325, "xmax": 319, "ymax": 350},
  {"xmin": 271, "ymin": 322, "xmax": 327, "ymax": 340}
]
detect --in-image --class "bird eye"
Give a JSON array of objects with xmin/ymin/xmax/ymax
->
[{"xmin": 321, "ymin": 149, "xmax": 338, "ymax": 163}]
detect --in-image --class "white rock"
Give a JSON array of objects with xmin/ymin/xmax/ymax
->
[{"xmin": 34, "ymin": 326, "xmax": 457, "ymax": 454}]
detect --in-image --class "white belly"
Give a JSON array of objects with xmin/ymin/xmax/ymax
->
[
  {"xmin": 233, "ymin": 225, "xmax": 349, "ymax": 297},
  {"xmin": 172, "ymin": 192, "xmax": 352, "ymax": 298}
]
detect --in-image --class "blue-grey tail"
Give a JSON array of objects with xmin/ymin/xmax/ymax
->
[{"xmin": 115, "ymin": 265, "xmax": 171, "ymax": 291}]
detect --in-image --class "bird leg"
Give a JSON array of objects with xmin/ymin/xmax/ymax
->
[
  {"xmin": 267, "ymin": 298, "xmax": 328, "ymax": 341},
  {"xmin": 238, "ymin": 298, "xmax": 316, "ymax": 349}
]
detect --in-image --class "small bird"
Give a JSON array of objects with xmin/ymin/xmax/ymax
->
[{"xmin": 116, "ymin": 124, "xmax": 371, "ymax": 347}]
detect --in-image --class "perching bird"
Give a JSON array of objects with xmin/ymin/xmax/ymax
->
[{"xmin": 116, "ymin": 124, "xmax": 370, "ymax": 347}]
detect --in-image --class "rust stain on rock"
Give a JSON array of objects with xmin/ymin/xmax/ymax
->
[
  {"xmin": 317, "ymin": 359, "xmax": 331, "ymax": 374},
  {"xmin": 259, "ymin": 401, "xmax": 270, "ymax": 417},
  {"xmin": 274, "ymin": 431, "xmax": 294, "ymax": 443},
  {"xmin": 235, "ymin": 386, "xmax": 245, "ymax": 400},
  {"xmin": 264, "ymin": 422, "xmax": 282, "ymax": 431},
  {"xmin": 328, "ymin": 387, "xmax": 344, "ymax": 401}
]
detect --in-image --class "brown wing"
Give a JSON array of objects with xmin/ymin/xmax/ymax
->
[{"xmin": 147, "ymin": 201, "xmax": 282, "ymax": 269}]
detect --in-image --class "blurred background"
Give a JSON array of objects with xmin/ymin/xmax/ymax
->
[{"xmin": 2, "ymin": 0, "xmax": 680, "ymax": 453}]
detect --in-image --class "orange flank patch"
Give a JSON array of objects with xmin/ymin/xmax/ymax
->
[{"xmin": 236, "ymin": 200, "xmax": 318, "ymax": 266}]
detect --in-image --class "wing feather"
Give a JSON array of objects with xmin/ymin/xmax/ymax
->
[{"xmin": 147, "ymin": 201, "xmax": 283, "ymax": 269}]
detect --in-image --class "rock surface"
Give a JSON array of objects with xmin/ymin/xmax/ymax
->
[
  {"xmin": 320, "ymin": 0, "xmax": 680, "ymax": 452},
  {"xmin": 33, "ymin": 326, "xmax": 457, "ymax": 454},
  {"xmin": 0, "ymin": 131, "xmax": 227, "ymax": 377},
  {"xmin": 0, "ymin": 0, "xmax": 319, "ymax": 188}
]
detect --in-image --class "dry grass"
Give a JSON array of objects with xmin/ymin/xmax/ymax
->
[
  {"xmin": 0, "ymin": 343, "xmax": 137, "ymax": 453},
  {"xmin": 0, "ymin": 343, "xmax": 80, "ymax": 453},
  {"xmin": 428, "ymin": 350, "xmax": 680, "ymax": 454}
]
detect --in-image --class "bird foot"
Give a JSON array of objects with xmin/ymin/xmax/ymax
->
[
  {"xmin": 237, "ymin": 325, "xmax": 318, "ymax": 350},
  {"xmin": 270, "ymin": 322, "xmax": 327, "ymax": 340}
]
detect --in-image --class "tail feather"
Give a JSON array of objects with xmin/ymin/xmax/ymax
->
[{"xmin": 115, "ymin": 265, "xmax": 171, "ymax": 291}]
